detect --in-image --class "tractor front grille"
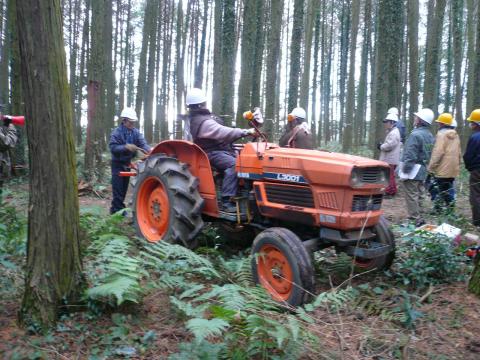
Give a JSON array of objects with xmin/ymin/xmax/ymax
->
[
  {"xmin": 265, "ymin": 184, "xmax": 315, "ymax": 208},
  {"xmin": 361, "ymin": 167, "xmax": 385, "ymax": 183},
  {"xmin": 352, "ymin": 194, "xmax": 383, "ymax": 212}
]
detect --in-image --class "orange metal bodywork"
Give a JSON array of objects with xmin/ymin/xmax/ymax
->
[
  {"xmin": 151, "ymin": 140, "xmax": 389, "ymax": 231},
  {"xmin": 151, "ymin": 140, "xmax": 219, "ymax": 217},
  {"xmin": 236, "ymin": 142, "xmax": 388, "ymax": 231}
]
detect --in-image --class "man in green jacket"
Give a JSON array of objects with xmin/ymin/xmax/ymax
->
[{"xmin": 400, "ymin": 108, "xmax": 435, "ymax": 226}]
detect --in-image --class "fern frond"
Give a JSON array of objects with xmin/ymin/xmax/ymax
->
[
  {"xmin": 311, "ymin": 286, "xmax": 358, "ymax": 310},
  {"xmin": 186, "ymin": 318, "xmax": 229, "ymax": 342},
  {"xmin": 87, "ymin": 276, "xmax": 140, "ymax": 306},
  {"xmin": 179, "ymin": 284, "xmax": 206, "ymax": 299},
  {"xmin": 170, "ymin": 296, "xmax": 209, "ymax": 318}
]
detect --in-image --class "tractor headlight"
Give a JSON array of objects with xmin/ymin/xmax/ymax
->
[
  {"xmin": 380, "ymin": 168, "xmax": 390, "ymax": 186},
  {"xmin": 350, "ymin": 167, "xmax": 390, "ymax": 188},
  {"xmin": 350, "ymin": 168, "xmax": 363, "ymax": 188}
]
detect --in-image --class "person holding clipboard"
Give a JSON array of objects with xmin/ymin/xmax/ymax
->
[{"xmin": 399, "ymin": 108, "xmax": 435, "ymax": 227}]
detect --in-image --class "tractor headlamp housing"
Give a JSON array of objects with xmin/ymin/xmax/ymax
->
[{"xmin": 350, "ymin": 167, "xmax": 390, "ymax": 188}]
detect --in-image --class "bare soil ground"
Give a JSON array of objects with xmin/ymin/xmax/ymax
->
[{"xmin": 1, "ymin": 180, "xmax": 480, "ymax": 359}]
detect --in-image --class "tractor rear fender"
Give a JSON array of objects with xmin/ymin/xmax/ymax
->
[{"xmin": 151, "ymin": 140, "xmax": 219, "ymax": 217}]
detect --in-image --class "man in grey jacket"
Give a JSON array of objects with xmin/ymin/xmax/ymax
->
[
  {"xmin": 0, "ymin": 105, "xmax": 18, "ymax": 201},
  {"xmin": 400, "ymin": 108, "xmax": 435, "ymax": 226},
  {"xmin": 185, "ymin": 88, "xmax": 255, "ymax": 212}
]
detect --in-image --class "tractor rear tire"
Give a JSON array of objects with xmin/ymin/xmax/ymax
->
[
  {"xmin": 251, "ymin": 227, "xmax": 315, "ymax": 307},
  {"xmin": 353, "ymin": 216, "xmax": 396, "ymax": 272},
  {"xmin": 132, "ymin": 154, "xmax": 204, "ymax": 249}
]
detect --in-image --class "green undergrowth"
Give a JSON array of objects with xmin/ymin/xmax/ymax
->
[{"xmin": 1, "ymin": 204, "xmax": 476, "ymax": 359}]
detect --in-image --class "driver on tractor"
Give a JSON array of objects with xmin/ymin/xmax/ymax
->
[{"xmin": 185, "ymin": 88, "xmax": 255, "ymax": 213}]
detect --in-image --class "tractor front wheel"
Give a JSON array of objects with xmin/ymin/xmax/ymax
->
[
  {"xmin": 132, "ymin": 154, "xmax": 204, "ymax": 249},
  {"xmin": 353, "ymin": 216, "xmax": 396, "ymax": 272},
  {"xmin": 251, "ymin": 228, "xmax": 315, "ymax": 307}
]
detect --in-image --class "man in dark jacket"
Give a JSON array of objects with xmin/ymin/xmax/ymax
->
[
  {"xmin": 185, "ymin": 88, "xmax": 255, "ymax": 212},
  {"xmin": 464, "ymin": 109, "xmax": 480, "ymax": 226},
  {"xmin": 279, "ymin": 107, "xmax": 313, "ymax": 149},
  {"xmin": 400, "ymin": 108, "xmax": 435, "ymax": 226},
  {"xmin": 109, "ymin": 107, "xmax": 151, "ymax": 214}
]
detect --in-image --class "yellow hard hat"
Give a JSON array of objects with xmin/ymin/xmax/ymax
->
[
  {"xmin": 435, "ymin": 113, "xmax": 453, "ymax": 126},
  {"xmin": 467, "ymin": 109, "xmax": 480, "ymax": 123}
]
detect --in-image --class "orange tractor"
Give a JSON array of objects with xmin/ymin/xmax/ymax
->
[{"xmin": 126, "ymin": 118, "xmax": 395, "ymax": 306}]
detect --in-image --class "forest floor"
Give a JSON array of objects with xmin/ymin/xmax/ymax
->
[{"xmin": 1, "ymin": 176, "xmax": 480, "ymax": 359}]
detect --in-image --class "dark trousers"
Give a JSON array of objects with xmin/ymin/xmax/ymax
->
[
  {"xmin": 432, "ymin": 177, "xmax": 455, "ymax": 210},
  {"xmin": 110, "ymin": 162, "xmax": 130, "ymax": 214},
  {"xmin": 207, "ymin": 150, "xmax": 238, "ymax": 197},
  {"xmin": 470, "ymin": 169, "xmax": 480, "ymax": 226}
]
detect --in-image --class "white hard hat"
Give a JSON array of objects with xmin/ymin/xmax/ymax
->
[
  {"xmin": 413, "ymin": 108, "xmax": 434, "ymax": 124},
  {"xmin": 289, "ymin": 107, "xmax": 306, "ymax": 120},
  {"xmin": 120, "ymin": 107, "xmax": 138, "ymax": 121},
  {"xmin": 384, "ymin": 113, "xmax": 398, "ymax": 122},
  {"xmin": 387, "ymin": 107, "xmax": 399, "ymax": 116},
  {"xmin": 452, "ymin": 119, "xmax": 458, "ymax": 128},
  {"xmin": 186, "ymin": 88, "xmax": 207, "ymax": 106}
]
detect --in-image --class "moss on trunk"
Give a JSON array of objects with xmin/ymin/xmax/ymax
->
[{"xmin": 16, "ymin": 0, "xmax": 83, "ymax": 331}]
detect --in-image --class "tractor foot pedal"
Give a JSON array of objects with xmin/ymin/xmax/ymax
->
[{"xmin": 218, "ymin": 210, "xmax": 247, "ymax": 222}]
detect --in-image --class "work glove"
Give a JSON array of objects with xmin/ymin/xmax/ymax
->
[
  {"xmin": 243, "ymin": 128, "xmax": 257, "ymax": 137},
  {"xmin": 1, "ymin": 115, "xmax": 11, "ymax": 127},
  {"xmin": 376, "ymin": 142, "xmax": 382, "ymax": 150},
  {"xmin": 125, "ymin": 143, "xmax": 139, "ymax": 152}
]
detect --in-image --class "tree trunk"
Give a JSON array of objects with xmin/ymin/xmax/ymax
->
[
  {"xmin": 103, "ymin": 0, "xmax": 115, "ymax": 140},
  {"xmin": 343, "ymin": 0, "xmax": 360, "ymax": 153},
  {"xmin": 472, "ymin": 0, "xmax": 480, "ymax": 108},
  {"xmin": 0, "ymin": 0, "xmax": 9, "ymax": 106},
  {"xmin": 466, "ymin": 0, "xmax": 477, "ymax": 115},
  {"xmin": 452, "ymin": 0, "xmax": 464, "ymax": 145},
  {"xmin": 135, "ymin": 0, "xmax": 153, "ymax": 121},
  {"xmin": 220, "ymin": 0, "xmax": 236, "ymax": 125},
  {"xmin": 84, "ymin": 0, "xmax": 106, "ymax": 181},
  {"xmin": 338, "ymin": 0, "xmax": 351, "ymax": 141},
  {"xmin": 250, "ymin": 0, "xmax": 265, "ymax": 108},
  {"xmin": 373, "ymin": 0, "xmax": 404, "ymax": 157},
  {"xmin": 212, "ymin": 0, "xmax": 223, "ymax": 114},
  {"xmin": 299, "ymin": 0, "xmax": 316, "ymax": 110},
  {"xmin": 407, "ymin": 0, "xmax": 419, "ymax": 132},
  {"xmin": 16, "ymin": 0, "xmax": 83, "ymax": 330},
  {"xmin": 8, "ymin": 0, "xmax": 26, "ymax": 168},
  {"xmin": 310, "ymin": 3, "xmax": 321, "ymax": 147},
  {"xmin": 236, "ymin": 0, "xmax": 257, "ymax": 127},
  {"xmin": 194, "ymin": 0, "xmax": 209, "ymax": 88},
  {"xmin": 354, "ymin": 0, "xmax": 372, "ymax": 147},
  {"xmin": 143, "ymin": 0, "xmax": 158, "ymax": 143},
  {"xmin": 264, "ymin": 0, "xmax": 284, "ymax": 139},
  {"xmin": 468, "ymin": 253, "xmax": 480, "ymax": 297},
  {"xmin": 322, "ymin": 2, "xmax": 334, "ymax": 144},
  {"xmin": 287, "ymin": 0, "xmax": 304, "ymax": 111},
  {"xmin": 423, "ymin": 0, "xmax": 447, "ymax": 114}
]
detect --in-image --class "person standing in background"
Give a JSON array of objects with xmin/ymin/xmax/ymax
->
[
  {"xmin": 0, "ymin": 105, "xmax": 18, "ymax": 201},
  {"xmin": 378, "ymin": 112, "xmax": 401, "ymax": 196},
  {"xmin": 463, "ymin": 109, "xmax": 480, "ymax": 227},
  {"xmin": 109, "ymin": 107, "xmax": 151, "ymax": 215},
  {"xmin": 427, "ymin": 113, "xmax": 461, "ymax": 213},
  {"xmin": 400, "ymin": 108, "xmax": 435, "ymax": 227}
]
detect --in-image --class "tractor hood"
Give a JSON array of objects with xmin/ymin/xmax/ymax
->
[{"xmin": 236, "ymin": 143, "xmax": 389, "ymax": 187}]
